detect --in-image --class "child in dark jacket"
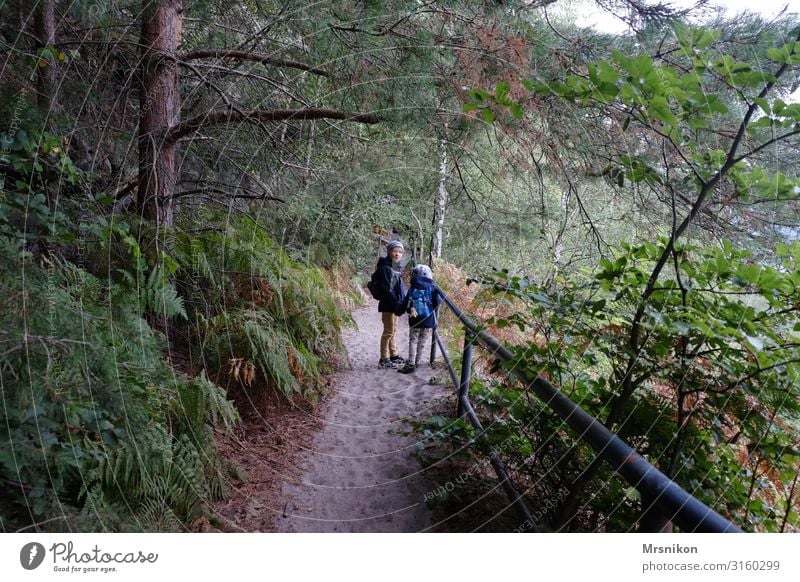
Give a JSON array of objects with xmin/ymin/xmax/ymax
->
[
  {"xmin": 375, "ymin": 240, "xmax": 407, "ymax": 369},
  {"xmin": 398, "ymin": 264, "xmax": 441, "ymax": 374}
]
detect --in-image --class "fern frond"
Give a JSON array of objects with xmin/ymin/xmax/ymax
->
[
  {"xmin": 142, "ymin": 266, "xmax": 188, "ymax": 319},
  {"xmin": 171, "ymin": 370, "xmax": 238, "ymax": 433},
  {"xmin": 137, "ymin": 496, "xmax": 185, "ymax": 532}
]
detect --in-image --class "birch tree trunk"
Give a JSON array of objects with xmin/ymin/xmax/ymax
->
[
  {"xmin": 430, "ymin": 128, "xmax": 448, "ymax": 263},
  {"xmin": 546, "ymin": 189, "xmax": 579, "ymax": 287},
  {"xmin": 138, "ymin": 0, "xmax": 182, "ymax": 228}
]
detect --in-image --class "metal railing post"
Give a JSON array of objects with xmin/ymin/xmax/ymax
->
[
  {"xmin": 457, "ymin": 331, "xmax": 473, "ymax": 420},
  {"xmin": 429, "ymin": 308, "xmax": 439, "ymax": 365},
  {"xmin": 433, "ymin": 326, "xmax": 536, "ymax": 530}
]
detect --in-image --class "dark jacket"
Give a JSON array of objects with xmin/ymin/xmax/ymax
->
[
  {"xmin": 402, "ymin": 275, "xmax": 441, "ymax": 329},
  {"xmin": 375, "ymin": 256, "xmax": 406, "ymax": 313}
]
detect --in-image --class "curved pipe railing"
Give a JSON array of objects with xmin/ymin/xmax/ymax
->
[{"xmin": 430, "ymin": 285, "xmax": 742, "ymax": 533}]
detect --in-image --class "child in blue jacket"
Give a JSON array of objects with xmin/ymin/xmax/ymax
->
[{"xmin": 398, "ymin": 264, "xmax": 441, "ymax": 374}]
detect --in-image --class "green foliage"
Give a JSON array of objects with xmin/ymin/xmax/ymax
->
[
  {"xmin": 172, "ymin": 216, "xmax": 348, "ymax": 405},
  {"xmin": 416, "ymin": 25, "xmax": 800, "ymax": 531},
  {"xmin": 202, "ymin": 309, "xmax": 321, "ymax": 402},
  {"xmin": 0, "ymin": 147, "xmax": 350, "ymax": 527},
  {"xmin": 483, "ymin": 240, "xmax": 798, "ymax": 531},
  {"xmin": 0, "ymin": 132, "xmax": 83, "ymax": 245},
  {"xmin": 412, "ymin": 238, "xmax": 799, "ymax": 531},
  {"xmin": 0, "ymin": 235, "xmax": 237, "ymax": 532},
  {"xmin": 138, "ymin": 265, "xmax": 188, "ymax": 320},
  {"xmin": 527, "ymin": 24, "xmax": 800, "ymax": 200}
]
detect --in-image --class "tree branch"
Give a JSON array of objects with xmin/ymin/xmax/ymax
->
[
  {"xmin": 172, "ymin": 187, "xmax": 284, "ymax": 203},
  {"xmin": 180, "ymin": 49, "xmax": 330, "ymax": 77},
  {"xmin": 734, "ymin": 127, "xmax": 800, "ymax": 165},
  {"xmin": 166, "ymin": 108, "xmax": 381, "ymax": 144},
  {"xmin": 330, "ymin": 0, "xmax": 438, "ymax": 37},
  {"xmin": 612, "ymin": 30, "xmax": 800, "ymax": 420}
]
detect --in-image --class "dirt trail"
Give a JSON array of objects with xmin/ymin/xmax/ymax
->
[{"xmin": 273, "ymin": 300, "xmax": 447, "ymax": 532}]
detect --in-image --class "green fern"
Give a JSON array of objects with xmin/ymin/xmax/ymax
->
[
  {"xmin": 168, "ymin": 434, "xmax": 208, "ymax": 519},
  {"xmin": 136, "ymin": 496, "xmax": 185, "ymax": 533},
  {"xmin": 171, "ymin": 371, "xmax": 238, "ymax": 432},
  {"xmin": 202, "ymin": 309, "xmax": 323, "ymax": 401},
  {"xmin": 141, "ymin": 266, "xmax": 188, "ymax": 319},
  {"xmin": 173, "ymin": 234, "xmax": 217, "ymax": 286},
  {"xmin": 0, "ymin": 234, "xmax": 236, "ymax": 532},
  {"xmin": 89, "ymin": 422, "xmax": 227, "ymax": 531},
  {"xmin": 100, "ymin": 427, "xmax": 169, "ymax": 498}
]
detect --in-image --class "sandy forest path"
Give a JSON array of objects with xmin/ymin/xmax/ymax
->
[{"xmin": 271, "ymin": 300, "xmax": 448, "ymax": 532}]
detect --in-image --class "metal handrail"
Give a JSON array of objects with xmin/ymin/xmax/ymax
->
[
  {"xmin": 430, "ymin": 325, "xmax": 536, "ymax": 530},
  {"xmin": 432, "ymin": 285, "xmax": 743, "ymax": 533}
]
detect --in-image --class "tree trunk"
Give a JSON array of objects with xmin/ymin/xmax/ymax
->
[
  {"xmin": 138, "ymin": 0, "xmax": 182, "ymax": 228},
  {"xmin": 34, "ymin": 0, "xmax": 56, "ymax": 119},
  {"xmin": 665, "ymin": 390, "xmax": 692, "ymax": 478},
  {"xmin": 545, "ymin": 188, "xmax": 579, "ymax": 287},
  {"xmin": 430, "ymin": 129, "xmax": 448, "ymax": 263},
  {"xmin": 780, "ymin": 469, "xmax": 799, "ymax": 532}
]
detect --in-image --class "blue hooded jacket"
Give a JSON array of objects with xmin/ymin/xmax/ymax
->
[{"xmin": 403, "ymin": 275, "xmax": 441, "ymax": 329}]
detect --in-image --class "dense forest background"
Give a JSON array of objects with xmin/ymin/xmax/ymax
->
[{"xmin": 1, "ymin": 0, "xmax": 798, "ymax": 533}]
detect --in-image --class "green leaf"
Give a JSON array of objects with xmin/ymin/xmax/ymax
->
[
  {"xmin": 767, "ymin": 45, "xmax": 792, "ymax": 63},
  {"xmin": 468, "ymin": 88, "xmax": 490, "ymax": 103},
  {"xmin": 688, "ymin": 116, "xmax": 708, "ymax": 130},
  {"xmin": 734, "ymin": 70, "xmax": 775, "ymax": 88},
  {"xmin": 495, "ymin": 81, "xmax": 511, "ymax": 104},
  {"xmin": 694, "ymin": 29, "xmax": 720, "ymax": 49},
  {"xmin": 753, "ymin": 98, "xmax": 771, "ymax": 114},
  {"xmin": 624, "ymin": 487, "xmax": 641, "ymax": 501},
  {"xmin": 748, "ymin": 117, "xmax": 773, "ymax": 130},
  {"xmin": 673, "ymin": 21, "xmax": 692, "ymax": 51},
  {"xmin": 647, "ymin": 95, "xmax": 676, "ymax": 126}
]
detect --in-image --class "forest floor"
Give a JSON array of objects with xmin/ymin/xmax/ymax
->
[{"xmin": 212, "ymin": 299, "xmax": 458, "ymax": 532}]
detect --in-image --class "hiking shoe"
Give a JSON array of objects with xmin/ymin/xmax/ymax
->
[
  {"xmin": 389, "ymin": 355, "xmax": 406, "ymax": 364},
  {"xmin": 398, "ymin": 363, "xmax": 416, "ymax": 374},
  {"xmin": 378, "ymin": 358, "xmax": 395, "ymax": 369}
]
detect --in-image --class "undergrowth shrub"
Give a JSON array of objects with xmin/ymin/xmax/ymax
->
[
  {"xmin": 172, "ymin": 218, "xmax": 350, "ymax": 413},
  {"xmin": 410, "ymin": 240, "xmax": 800, "ymax": 532},
  {"xmin": 0, "ymin": 236, "xmax": 237, "ymax": 532}
]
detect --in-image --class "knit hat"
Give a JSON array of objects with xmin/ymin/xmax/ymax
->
[
  {"xmin": 413, "ymin": 264, "xmax": 432, "ymax": 279},
  {"xmin": 387, "ymin": 240, "xmax": 404, "ymax": 253}
]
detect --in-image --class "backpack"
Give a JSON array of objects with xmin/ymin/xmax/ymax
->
[
  {"xmin": 408, "ymin": 286, "xmax": 432, "ymax": 319},
  {"xmin": 367, "ymin": 269, "xmax": 383, "ymax": 300}
]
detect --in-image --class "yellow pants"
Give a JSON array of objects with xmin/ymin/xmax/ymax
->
[{"xmin": 380, "ymin": 312, "xmax": 398, "ymax": 359}]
